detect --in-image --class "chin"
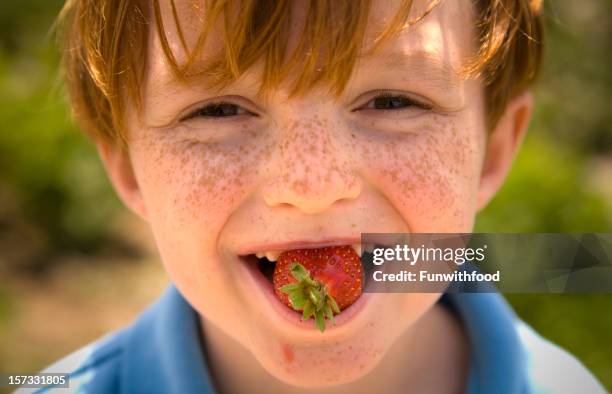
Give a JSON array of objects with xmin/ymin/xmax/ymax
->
[
  {"xmin": 244, "ymin": 310, "xmax": 406, "ymax": 389},
  {"xmin": 235, "ymin": 291, "xmax": 439, "ymax": 388},
  {"xmin": 254, "ymin": 335, "xmax": 389, "ymax": 388}
]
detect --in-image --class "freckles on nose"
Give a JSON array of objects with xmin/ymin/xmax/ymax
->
[{"xmin": 261, "ymin": 117, "xmax": 362, "ymax": 214}]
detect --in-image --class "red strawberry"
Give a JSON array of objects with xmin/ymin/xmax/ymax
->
[{"xmin": 272, "ymin": 246, "xmax": 363, "ymax": 332}]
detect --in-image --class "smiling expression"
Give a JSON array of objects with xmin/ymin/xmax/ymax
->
[{"xmin": 107, "ymin": 0, "xmax": 518, "ymax": 387}]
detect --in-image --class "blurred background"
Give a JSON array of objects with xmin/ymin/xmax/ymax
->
[{"xmin": 0, "ymin": 0, "xmax": 611, "ymax": 391}]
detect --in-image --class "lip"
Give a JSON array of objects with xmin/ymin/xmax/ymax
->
[
  {"xmin": 236, "ymin": 237, "xmax": 362, "ymax": 256},
  {"xmin": 236, "ymin": 251, "xmax": 373, "ymax": 333}
]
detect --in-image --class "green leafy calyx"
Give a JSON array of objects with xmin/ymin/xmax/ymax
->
[{"xmin": 280, "ymin": 263, "xmax": 341, "ymax": 332}]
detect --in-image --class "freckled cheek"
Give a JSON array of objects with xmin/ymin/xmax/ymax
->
[
  {"xmin": 359, "ymin": 131, "xmax": 481, "ymax": 231},
  {"xmin": 130, "ymin": 140, "xmax": 264, "ymax": 312},
  {"xmin": 137, "ymin": 142, "xmax": 261, "ymax": 232}
]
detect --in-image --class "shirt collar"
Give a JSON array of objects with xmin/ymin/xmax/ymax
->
[
  {"xmin": 442, "ymin": 292, "xmax": 528, "ymax": 394},
  {"xmin": 121, "ymin": 285, "xmax": 215, "ymax": 394}
]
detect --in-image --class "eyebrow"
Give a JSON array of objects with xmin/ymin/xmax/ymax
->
[
  {"xmin": 376, "ymin": 50, "xmax": 462, "ymax": 90},
  {"xmin": 148, "ymin": 49, "xmax": 462, "ymax": 109},
  {"xmin": 147, "ymin": 57, "xmax": 260, "ymax": 105}
]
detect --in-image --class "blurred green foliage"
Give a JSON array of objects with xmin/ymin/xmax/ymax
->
[
  {"xmin": 0, "ymin": 0, "xmax": 611, "ymax": 389},
  {"xmin": 0, "ymin": 0, "xmax": 124, "ymax": 272},
  {"xmin": 475, "ymin": 133, "xmax": 612, "ymax": 232},
  {"xmin": 0, "ymin": 287, "xmax": 12, "ymax": 330},
  {"xmin": 532, "ymin": 1, "xmax": 612, "ymax": 155}
]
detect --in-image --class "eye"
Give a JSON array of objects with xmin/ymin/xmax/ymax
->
[
  {"xmin": 180, "ymin": 102, "xmax": 253, "ymax": 122},
  {"xmin": 362, "ymin": 93, "xmax": 433, "ymax": 111}
]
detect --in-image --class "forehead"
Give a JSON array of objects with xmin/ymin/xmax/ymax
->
[
  {"xmin": 145, "ymin": 0, "xmax": 476, "ymax": 100},
  {"xmin": 365, "ymin": 0, "xmax": 476, "ymax": 63}
]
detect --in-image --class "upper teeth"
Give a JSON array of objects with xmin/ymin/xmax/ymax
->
[
  {"xmin": 351, "ymin": 244, "xmax": 362, "ymax": 257},
  {"xmin": 255, "ymin": 251, "xmax": 282, "ymax": 262},
  {"xmin": 254, "ymin": 244, "xmax": 364, "ymax": 261}
]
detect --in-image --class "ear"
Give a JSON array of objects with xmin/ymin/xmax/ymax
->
[
  {"xmin": 97, "ymin": 142, "xmax": 148, "ymax": 219},
  {"xmin": 477, "ymin": 91, "xmax": 534, "ymax": 210}
]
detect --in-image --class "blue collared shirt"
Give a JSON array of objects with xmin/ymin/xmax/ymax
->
[{"xmin": 23, "ymin": 285, "xmax": 606, "ymax": 394}]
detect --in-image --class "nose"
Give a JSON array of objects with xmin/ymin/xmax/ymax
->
[{"xmin": 261, "ymin": 118, "xmax": 362, "ymax": 215}]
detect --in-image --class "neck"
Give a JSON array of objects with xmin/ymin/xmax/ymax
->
[{"xmin": 200, "ymin": 303, "xmax": 469, "ymax": 394}]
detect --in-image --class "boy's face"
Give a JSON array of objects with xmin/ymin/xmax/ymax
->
[{"xmin": 103, "ymin": 0, "xmax": 530, "ymax": 387}]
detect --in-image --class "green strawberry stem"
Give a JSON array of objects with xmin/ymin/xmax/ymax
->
[{"xmin": 279, "ymin": 263, "xmax": 341, "ymax": 332}]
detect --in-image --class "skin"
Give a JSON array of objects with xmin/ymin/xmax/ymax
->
[{"xmin": 98, "ymin": 0, "xmax": 533, "ymax": 392}]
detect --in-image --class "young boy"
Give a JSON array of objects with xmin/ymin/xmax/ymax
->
[{"xmin": 31, "ymin": 0, "xmax": 605, "ymax": 393}]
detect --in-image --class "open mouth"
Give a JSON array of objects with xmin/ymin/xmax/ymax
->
[
  {"xmin": 255, "ymin": 255, "xmax": 276, "ymax": 283},
  {"xmin": 239, "ymin": 243, "xmax": 376, "ymax": 331},
  {"xmin": 246, "ymin": 244, "xmax": 368, "ymax": 285}
]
